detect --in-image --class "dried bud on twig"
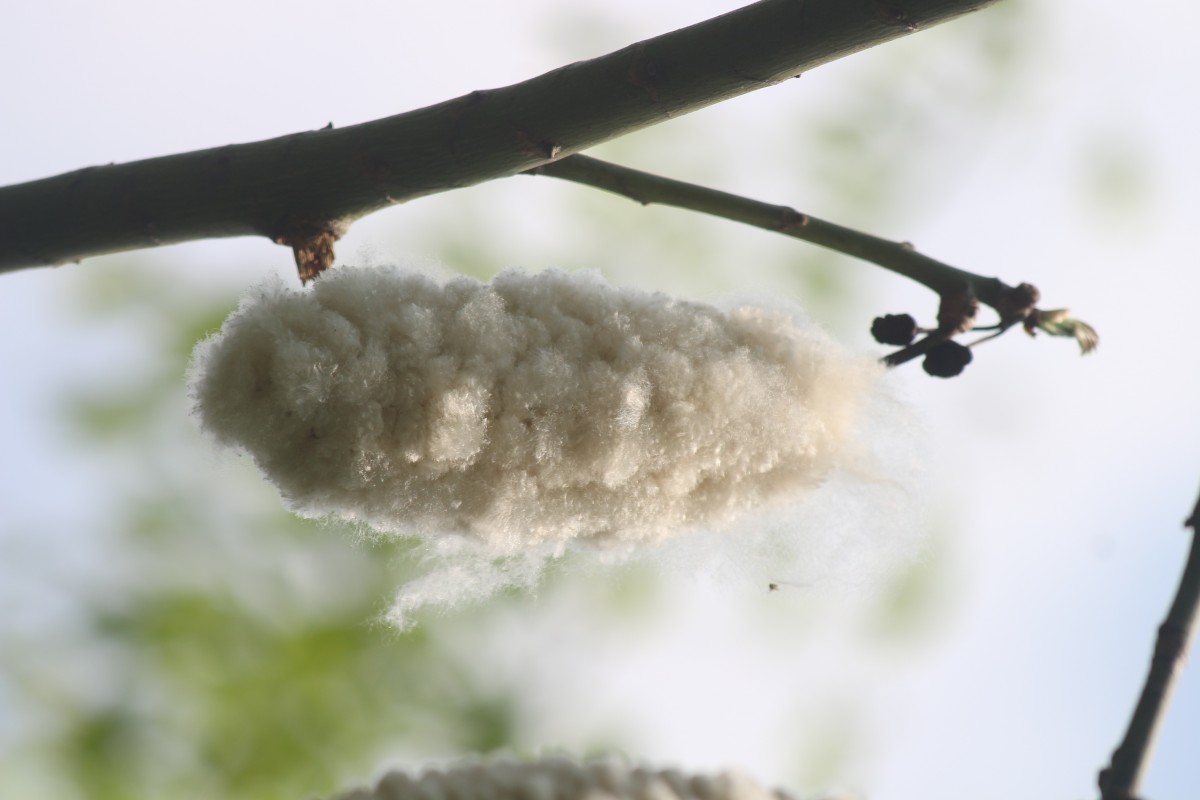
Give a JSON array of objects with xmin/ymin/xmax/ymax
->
[
  {"xmin": 871, "ymin": 313, "xmax": 919, "ymax": 346},
  {"xmin": 922, "ymin": 340, "xmax": 973, "ymax": 378}
]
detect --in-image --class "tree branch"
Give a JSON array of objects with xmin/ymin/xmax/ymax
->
[
  {"xmin": 0, "ymin": 0, "xmax": 1000, "ymax": 275},
  {"xmin": 1100, "ymin": 483, "xmax": 1200, "ymax": 800},
  {"xmin": 528, "ymin": 154, "xmax": 1104, "ymax": 370},
  {"xmin": 529, "ymin": 153, "xmax": 1052, "ymax": 343},
  {"xmin": 529, "ymin": 153, "xmax": 1006, "ymax": 304}
]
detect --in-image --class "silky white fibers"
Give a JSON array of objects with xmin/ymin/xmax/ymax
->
[
  {"xmin": 191, "ymin": 267, "xmax": 901, "ymax": 627},
  {"xmin": 193, "ymin": 266, "xmax": 877, "ymax": 542},
  {"xmin": 331, "ymin": 757, "xmax": 788, "ymax": 800}
]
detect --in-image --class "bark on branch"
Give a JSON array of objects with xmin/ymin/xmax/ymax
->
[
  {"xmin": 0, "ymin": 0, "xmax": 999, "ymax": 275},
  {"xmin": 1100, "ymin": 485, "xmax": 1200, "ymax": 800}
]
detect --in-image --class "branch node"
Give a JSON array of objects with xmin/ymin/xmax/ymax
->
[
  {"xmin": 936, "ymin": 290, "xmax": 980, "ymax": 335},
  {"xmin": 273, "ymin": 219, "xmax": 347, "ymax": 284},
  {"xmin": 516, "ymin": 130, "xmax": 563, "ymax": 161},
  {"xmin": 995, "ymin": 281, "xmax": 1041, "ymax": 326},
  {"xmin": 1154, "ymin": 620, "xmax": 1189, "ymax": 668},
  {"xmin": 778, "ymin": 209, "xmax": 809, "ymax": 230}
]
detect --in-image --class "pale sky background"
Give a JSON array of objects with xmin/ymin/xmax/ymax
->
[{"xmin": 3, "ymin": 1, "xmax": 1200, "ymax": 799}]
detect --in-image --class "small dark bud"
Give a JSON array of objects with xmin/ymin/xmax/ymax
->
[
  {"xmin": 1011, "ymin": 282, "xmax": 1041, "ymax": 308},
  {"xmin": 871, "ymin": 313, "xmax": 918, "ymax": 346},
  {"xmin": 922, "ymin": 341, "xmax": 973, "ymax": 378}
]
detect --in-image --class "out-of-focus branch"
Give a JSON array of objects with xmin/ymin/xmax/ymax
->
[
  {"xmin": 0, "ymin": 0, "xmax": 1000, "ymax": 276},
  {"xmin": 1099, "ymin": 483, "xmax": 1200, "ymax": 800}
]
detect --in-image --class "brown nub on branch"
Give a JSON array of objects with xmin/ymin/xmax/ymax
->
[
  {"xmin": 871, "ymin": 313, "xmax": 919, "ymax": 346},
  {"xmin": 922, "ymin": 340, "xmax": 973, "ymax": 378},
  {"xmin": 936, "ymin": 289, "xmax": 980, "ymax": 335},
  {"xmin": 273, "ymin": 221, "xmax": 344, "ymax": 283},
  {"xmin": 996, "ymin": 281, "xmax": 1041, "ymax": 326}
]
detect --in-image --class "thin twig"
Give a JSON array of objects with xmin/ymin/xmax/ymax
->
[
  {"xmin": 0, "ymin": 0, "xmax": 1000, "ymax": 275},
  {"xmin": 1099, "ymin": 483, "xmax": 1200, "ymax": 800},
  {"xmin": 529, "ymin": 153, "xmax": 1014, "ymax": 314}
]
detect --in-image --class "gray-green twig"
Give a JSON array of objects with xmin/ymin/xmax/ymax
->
[
  {"xmin": 530, "ymin": 154, "xmax": 1064, "ymax": 352},
  {"xmin": 529, "ymin": 153, "xmax": 1099, "ymax": 365},
  {"xmin": 531, "ymin": 153, "xmax": 1005, "ymax": 305}
]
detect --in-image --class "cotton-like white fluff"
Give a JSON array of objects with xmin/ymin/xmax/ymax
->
[
  {"xmin": 330, "ymin": 757, "xmax": 793, "ymax": 800},
  {"xmin": 191, "ymin": 267, "xmax": 879, "ymax": 550}
]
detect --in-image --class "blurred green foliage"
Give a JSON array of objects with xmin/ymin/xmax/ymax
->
[{"xmin": 0, "ymin": 263, "xmax": 548, "ymax": 800}]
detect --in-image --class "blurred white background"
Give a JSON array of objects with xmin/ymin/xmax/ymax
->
[{"xmin": 2, "ymin": 1, "xmax": 1199, "ymax": 798}]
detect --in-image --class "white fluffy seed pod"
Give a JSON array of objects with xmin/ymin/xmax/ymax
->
[
  {"xmin": 190, "ymin": 267, "xmax": 879, "ymax": 549},
  {"xmin": 329, "ymin": 757, "xmax": 795, "ymax": 800}
]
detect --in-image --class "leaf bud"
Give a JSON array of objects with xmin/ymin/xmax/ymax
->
[
  {"xmin": 871, "ymin": 313, "xmax": 918, "ymax": 346},
  {"xmin": 922, "ymin": 340, "xmax": 973, "ymax": 378}
]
